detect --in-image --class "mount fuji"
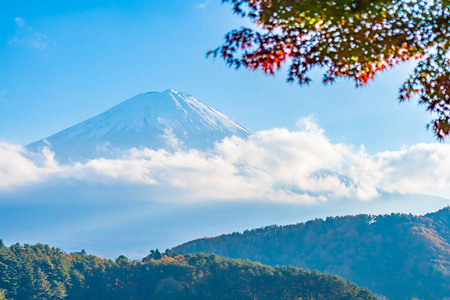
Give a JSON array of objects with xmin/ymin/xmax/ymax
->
[
  {"xmin": 6, "ymin": 90, "xmax": 450, "ymax": 260},
  {"xmin": 27, "ymin": 89, "xmax": 250, "ymax": 162}
]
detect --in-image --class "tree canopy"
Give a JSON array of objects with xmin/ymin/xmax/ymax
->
[
  {"xmin": 209, "ymin": 0, "xmax": 450, "ymax": 139},
  {"xmin": 0, "ymin": 243, "xmax": 376, "ymax": 299},
  {"xmin": 174, "ymin": 207, "xmax": 450, "ymax": 300}
]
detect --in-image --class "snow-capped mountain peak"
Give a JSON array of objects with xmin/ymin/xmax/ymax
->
[{"xmin": 27, "ymin": 89, "xmax": 250, "ymax": 162}]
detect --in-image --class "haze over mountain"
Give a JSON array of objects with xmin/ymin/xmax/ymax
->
[
  {"xmin": 0, "ymin": 88, "xmax": 448, "ymax": 262},
  {"xmin": 174, "ymin": 207, "xmax": 450, "ymax": 300},
  {"xmin": 23, "ymin": 89, "xmax": 363, "ymax": 201},
  {"xmin": 27, "ymin": 89, "xmax": 250, "ymax": 162}
]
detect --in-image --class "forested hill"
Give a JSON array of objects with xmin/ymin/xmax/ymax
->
[
  {"xmin": 174, "ymin": 207, "xmax": 450, "ymax": 300},
  {"xmin": 0, "ymin": 242, "xmax": 376, "ymax": 300}
]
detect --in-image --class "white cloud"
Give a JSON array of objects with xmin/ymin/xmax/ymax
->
[
  {"xmin": 10, "ymin": 18, "xmax": 52, "ymax": 50},
  {"xmin": 14, "ymin": 17, "xmax": 25, "ymax": 27},
  {"xmin": 0, "ymin": 143, "xmax": 61, "ymax": 189},
  {"xmin": 367, "ymin": 143, "xmax": 450, "ymax": 195},
  {"xmin": 161, "ymin": 128, "xmax": 184, "ymax": 150},
  {"xmin": 197, "ymin": 1, "xmax": 209, "ymax": 8},
  {"xmin": 1, "ymin": 118, "xmax": 450, "ymax": 204}
]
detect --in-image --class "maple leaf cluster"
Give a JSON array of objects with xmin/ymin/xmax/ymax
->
[{"xmin": 209, "ymin": 0, "xmax": 450, "ymax": 138}]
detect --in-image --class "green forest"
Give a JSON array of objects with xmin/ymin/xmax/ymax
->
[
  {"xmin": 175, "ymin": 207, "xmax": 450, "ymax": 300},
  {"xmin": 0, "ymin": 242, "xmax": 376, "ymax": 299}
]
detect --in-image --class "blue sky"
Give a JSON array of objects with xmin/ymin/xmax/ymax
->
[
  {"xmin": 0, "ymin": 0, "xmax": 437, "ymax": 153},
  {"xmin": 1, "ymin": 0, "xmax": 450, "ymax": 257}
]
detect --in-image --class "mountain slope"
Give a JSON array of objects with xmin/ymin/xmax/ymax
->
[
  {"xmin": 0, "ymin": 243, "xmax": 377, "ymax": 300},
  {"xmin": 27, "ymin": 89, "xmax": 250, "ymax": 162},
  {"xmin": 174, "ymin": 207, "xmax": 450, "ymax": 300}
]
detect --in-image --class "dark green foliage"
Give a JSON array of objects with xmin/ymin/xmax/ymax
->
[
  {"xmin": 142, "ymin": 248, "xmax": 177, "ymax": 263},
  {"xmin": 0, "ymin": 242, "xmax": 376, "ymax": 299},
  {"xmin": 174, "ymin": 207, "xmax": 450, "ymax": 300}
]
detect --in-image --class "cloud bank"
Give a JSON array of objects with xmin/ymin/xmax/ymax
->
[{"xmin": 1, "ymin": 118, "xmax": 449, "ymax": 204}]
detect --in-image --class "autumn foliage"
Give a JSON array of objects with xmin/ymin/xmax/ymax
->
[
  {"xmin": 209, "ymin": 0, "xmax": 450, "ymax": 138},
  {"xmin": 175, "ymin": 207, "xmax": 450, "ymax": 300}
]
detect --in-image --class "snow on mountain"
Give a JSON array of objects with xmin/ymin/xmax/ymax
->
[{"xmin": 27, "ymin": 89, "xmax": 251, "ymax": 162}]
